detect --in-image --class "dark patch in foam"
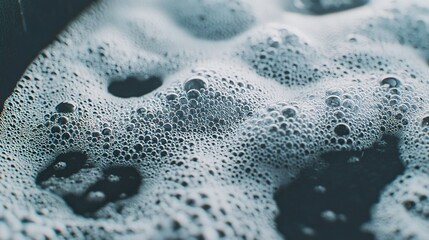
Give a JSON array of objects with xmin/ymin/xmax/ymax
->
[
  {"xmin": 36, "ymin": 152, "xmax": 88, "ymax": 184},
  {"xmin": 37, "ymin": 152, "xmax": 142, "ymax": 217},
  {"xmin": 275, "ymin": 135, "xmax": 404, "ymax": 240},
  {"xmin": 63, "ymin": 166, "xmax": 142, "ymax": 216},
  {"xmin": 108, "ymin": 76, "xmax": 162, "ymax": 98},
  {"xmin": 285, "ymin": 0, "xmax": 369, "ymax": 15}
]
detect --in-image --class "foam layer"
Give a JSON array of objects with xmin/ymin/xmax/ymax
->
[{"xmin": 1, "ymin": 0, "xmax": 429, "ymax": 239}]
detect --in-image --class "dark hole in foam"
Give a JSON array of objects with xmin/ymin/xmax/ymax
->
[
  {"xmin": 289, "ymin": 0, "xmax": 369, "ymax": 15},
  {"xmin": 108, "ymin": 76, "xmax": 162, "ymax": 98},
  {"xmin": 274, "ymin": 135, "xmax": 404, "ymax": 240},
  {"xmin": 36, "ymin": 151, "xmax": 88, "ymax": 184},
  {"xmin": 64, "ymin": 166, "xmax": 142, "ymax": 216}
]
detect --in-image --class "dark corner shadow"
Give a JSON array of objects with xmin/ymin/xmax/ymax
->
[
  {"xmin": 275, "ymin": 135, "xmax": 405, "ymax": 240},
  {"xmin": 0, "ymin": 0, "xmax": 97, "ymax": 113}
]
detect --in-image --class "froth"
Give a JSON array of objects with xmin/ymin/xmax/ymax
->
[{"xmin": 1, "ymin": 0, "xmax": 429, "ymax": 239}]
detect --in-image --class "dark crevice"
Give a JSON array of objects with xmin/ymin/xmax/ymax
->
[
  {"xmin": 108, "ymin": 76, "xmax": 162, "ymax": 98},
  {"xmin": 275, "ymin": 135, "xmax": 405, "ymax": 240}
]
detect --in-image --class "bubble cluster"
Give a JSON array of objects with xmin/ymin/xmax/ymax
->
[
  {"xmin": 1, "ymin": 0, "xmax": 429, "ymax": 239},
  {"xmin": 159, "ymin": 0, "xmax": 256, "ymax": 40}
]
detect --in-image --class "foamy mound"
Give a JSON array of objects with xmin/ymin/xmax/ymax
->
[{"xmin": 1, "ymin": 0, "xmax": 429, "ymax": 239}]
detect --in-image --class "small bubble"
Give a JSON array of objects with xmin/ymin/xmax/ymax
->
[
  {"xmin": 403, "ymin": 200, "xmax": 415, "ymax": 210},
  {"xmin": 179, "ymin": 97, "xmax": 188, "ymax": 105},
  {"xmin": 399, "ymin": 104, "xmax": 409, "ymax": 113},
  {"xmin": 166, "ymin": 93, "xmax": 178, "ymax": 101},
  {"xmin": 51, "ymin": 126, "xmax": 61, "ymax": 133},
  {"xmin": 422, "ymin": 116, "xmax": 429, "ymax": 127},
  {"xmin": 325, "ymin": 96, "xmax": 341, "ymax": 107},
  {"xmin": 184, "ymin": 77, "xmax": 206, "ymax": 91},
  {"xmin": 92, "ymin": 131, "xmax": 101, "ymax": 138},
  {"xmin": 347, "ymin": 156, "xmax": 360, "ymax": 163},
  {"xmin": 342, "ymin": 99, "xmax": 354, "ymax": 109},
  {"xmin": 113, "ymin": 150, "xmax": 120, "ymax": 157},
  {"xmin": 58, "ymin": 117, "xmax": 69, "ymax": 125},
  {"xmin": 86, "ymin": 191, "xmax": 106, "ymax": 203},
  {"xmin": 137, "ymin": 107, "xmax": 147, "ymax": 115},
  {"xmin": 333, "ymin": 110, "xmax": 345, "ymax": 119},
  {"xmin": 56, "ymin": 101, "xmax": 76, "ymax": 113},
  {"xmin": 334, "ymin": 123, "xmax": 350, "ymax": 136},
  {"xmin": 126, "ymin": 124, "xmax": 134, "ymax": 132},
  {"xmin": 53, "ymin": 161, "xmax": 67, "ymax": 171},
  {"xmin": 321, "ymin": 210, "xmax": 337, "ymax": 222},
  {"xmin": 134, "ymin": 143, "xmax": 143, "ymax": 152},
  {"xmin": 314, "ymin": 185, "xmax": 326, "ymax": 194},
  {"xmin": 381, "ymin": 77, "xmax": 401, "ymax": 88},
  {"xmin": 187, "ymin": 89, "xmax": 201, "ymax": 99},
  {"xmin": 281, "ymin": 107, "xmax": 297, "ymax": 118},
  {"xmin": 107, "ymin": 174, "xmax": 120, "ymax": 183},
  {"xmin": 62, "ymin": 132, "xmax": 71, "ymax": 139},
  {"xmin": 164, "ymin": 123, "xmax": 172, "ymax": 131},
  {"xmin": 326, "ymin": 88, "xmax": 343, "ymax": 96},
  {"xmin": 102, "ymin": 128, "xmax": 112, "ymax": 135}
]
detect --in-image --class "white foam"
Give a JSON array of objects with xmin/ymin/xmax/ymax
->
[{"xmin": 1, "ymin": 0, "xmax": 429, "ymax": 238}]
